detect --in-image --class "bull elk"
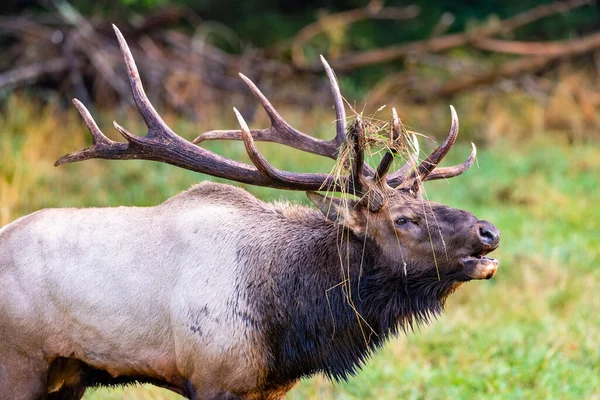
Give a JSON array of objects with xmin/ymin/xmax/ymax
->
[{"xmin": 0, "ymin": 26, "xmax": 500, "ymax": 400}]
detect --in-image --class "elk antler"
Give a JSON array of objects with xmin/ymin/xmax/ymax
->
[
  {"xmin": 56, "ymin": 25, "xmax": 367, "ymax": 194},
  {"xmin": 57, "ymin": 25, "xmax": 475, "ymax": 206},
  {"xmin": 386, "ymin": 106, "xmax": 477, "ymax": 191}
]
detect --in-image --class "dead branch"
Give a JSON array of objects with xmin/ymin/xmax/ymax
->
[
  {"xmin": 62, "ymin": 33, "xmax": 91, "ymax": 105},
  {"xmin": 497, "ymin": 0, "xmax": 593, "ymax": 34},
  {"xmin": 419, "ymin": 31, "xmax": 600, "ymax": 101},
  {"xmin": 309, "ymin": 0, "xmax": 592, "ymax": 71},
  {"xmin": 0, "ymin": 58, "xmax": 69, "ymax": 89},
  {"xmin": 474, "ymin": 38, "xmax": 585, "ymax": 56},
  {"xmin": 129, "ymin": 6, "xmax": 188, "ymax": 37},
  {"xmin": 54, "ymin": 2, "xmax": 134, "ymax": 105},
  {"xmin": 1, "ymin": 0, "xmax": 598, "ymax": 113},
  {"xmin": 291, "ymin": 0, "xmax": 420, "ymax": 67},
  {"xmin": 0, "ymin": 17, "xmax": 55, "ymax": 41}
]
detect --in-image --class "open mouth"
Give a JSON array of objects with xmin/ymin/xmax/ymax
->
[{"xmin": 460, "ymin": 251, "xmax": 499, "ymax": 280}]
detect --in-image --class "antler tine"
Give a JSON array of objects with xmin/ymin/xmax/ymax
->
[
  {"xmin": 233, "ymin": 107, "xmax": 358, "ymax": 193},
  {"xmin": 71, "ymin": 100, "xmax": 111, "ymax": 146},
  {"xmin": 55, "ymin": 99, "xmax": 128, "ymax": 166},
  {"xmin": 375, "ymin": 107, "xmax": 402, "ymax": 183},
  {"xmin": 319, "ymin": 55, "xmax": 346, "ymax": 145},
  {"xmin": 193, "ymin": 70, "xmax": 347, "ymax": 160},
  {"xmin": 321, "ymin": 56, "xmax": 376, "ymax": 178},
  {"xmin": 424, "ymin": 142, "xmax": 476, "ymax": 181},
  {"xmin": 194, "ymin": 74, "xmax": 339, "ymax": 158},
  {"xmin": 376, "ymin": 152, "xmax": 395, "ymax": 184},
  {"xmin": 390, "ymin": 105, "xmax": 459, "ymax": 190},
  {"xmin": 413, "ymin": 105, "xmax": 459, "ymax": 181},
  {"xmin": 345, "ymin": 117, "xmax": 386, "ymax": 210},
  {"xmin": 233, "ymin": 107, "xmax": 288, "ymax": 183},
  {"xmin": 385, "ymin": 132, "xmax": 419, "ymax": 188},
  {"xmin": 113, "ymin": 25, "xmax": 170, "ymax": 137},
  {"xmin": 389, "ymin": 106, "xmax": 476, "ymax": 190}
]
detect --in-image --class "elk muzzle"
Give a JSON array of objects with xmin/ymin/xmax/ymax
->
[{"xmin": 461, "ymin": 220, "xmax": 500, "ymax": 280}]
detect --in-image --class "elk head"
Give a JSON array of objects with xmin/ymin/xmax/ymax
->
[
  {"xmin": 304, "ymin": 108, "xmax": 499, "ymax": 284},
  {"xmin": 57, "ymin": 25, "xmax": 500, "ymax": 285}
]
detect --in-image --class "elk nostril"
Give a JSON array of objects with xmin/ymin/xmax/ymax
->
[
  {"xmin": 477, "ymin": 220, "xmax": 500, "ymax": 247},
  {"xmin": 479, "ymin": 227, "xmax": 496, "ymax": 244}
]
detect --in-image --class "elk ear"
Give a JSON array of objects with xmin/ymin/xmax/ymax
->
[{"xmin": 306, "ymin": 191, "xmax": 358, "ymax": 224}]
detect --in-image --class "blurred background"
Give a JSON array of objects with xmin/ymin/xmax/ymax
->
[{"xmin": 1, "ymin": 0, "xmax": 599, "ymax": 399}]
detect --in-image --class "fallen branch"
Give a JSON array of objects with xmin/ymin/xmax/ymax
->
[
  {"xmin": 129, "ymin": 6, "xmax": 188, "ymax": 37},
  {"xmin": 1, "ymin": 0, "xmax": 598, "ymax": 112},
  {"xmin": 62, "ymin": 33, "xmax": 91, "ymax": 105},
  {"xmin": 309, "ymin": 0, "xmax": 592, "ymax": 71},
  {"xmin": 474, "ymin": 37, "xmax": 585, "ymax": 56},
  {"xmin": 54, "ymin": 1, "xmax": 135, "ymax": 104},
  {"xmin": 0, "ymin": 58, "xmax": 69, "ymax": 88},
  {"xmin": 419, "ymin": 31, "xmax": 600, "ymax": 101},
  {"xmin": 0, "ymin": 17, "xmax": 55, "ymax": 41},
  {"xmin": 291, "ymin": 0, "xmax": 420, "ymax": 67}
]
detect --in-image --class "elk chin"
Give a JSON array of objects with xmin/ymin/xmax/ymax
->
[{"xmin": 460, "ymin": 256, "xmax": 498, "ymax": 280}]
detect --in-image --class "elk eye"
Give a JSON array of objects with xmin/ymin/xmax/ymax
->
[{"xmin": 395, "ymin": 217, "xmax": 409, "ymax": 226}]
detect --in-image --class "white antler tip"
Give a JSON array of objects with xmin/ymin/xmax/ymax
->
[
  {"xmin": 237, "ymin": 73, "xmax": 260, "ymax": 93},
  {"xmin": 233, "ymin": 107, "xmax": 250, "ymax": 133},
  {"xmin": 449, "ymin": 104, "xmax": 458, "ymax": 119},
  {"xmin": 319, "ymin": 55, "xmax": 333, "ymax": 72},
  {"xmin": 112, "ymin": 24, "xmax": 124, "ymax": 40}
]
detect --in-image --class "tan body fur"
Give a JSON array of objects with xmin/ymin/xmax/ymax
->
[{"xmin": 0, "ymin": 183, "xmax": 286, "ymax": 399}]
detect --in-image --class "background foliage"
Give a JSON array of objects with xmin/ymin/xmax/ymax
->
[{"xmin": 2, "ymin": 0, "xmax": 600, "ymax": 94}]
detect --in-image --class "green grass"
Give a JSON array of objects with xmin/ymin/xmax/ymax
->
[{"xmin": 1, "ymin": 97, "xmax": 599, "ymax": 399}]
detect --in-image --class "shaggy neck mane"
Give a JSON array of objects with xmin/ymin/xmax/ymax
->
[{"xmin": 244, "ymin": 208, "xmax": 462, "ymax": 387}]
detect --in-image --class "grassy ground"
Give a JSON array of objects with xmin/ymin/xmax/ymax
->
[{"xmin": 1, "ymin": 96, "xmax": 599, "ymax": 399}]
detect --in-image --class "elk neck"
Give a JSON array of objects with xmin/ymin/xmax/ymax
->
[{"xmin": 234, "ymin": 206, "xmax": 458, "ymax": 387}]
